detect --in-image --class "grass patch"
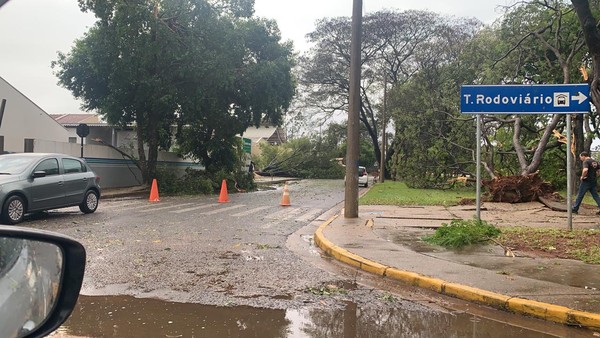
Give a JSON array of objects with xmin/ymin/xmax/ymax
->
[
  {"xmin": 570, "ymin": 247, "xmax": 600, "ymax": 264},
  {"xmin": 557, "ymin": 189, "xmax": 599, "ymax": 207},
  {"xmin": 498, "ymin": 227, "xmax": 600, "ymax": 264},
  {"xmin": 423, "ymin": 219, "xmax": 501, "ymax": 248},
  {"xmin": 360, "ymin": 181, "xmax": 475, "ymax": 207}
]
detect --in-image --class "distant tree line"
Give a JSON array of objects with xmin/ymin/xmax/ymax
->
[{"xmin": 292, "ymin": 0, "xmax": 600, "ymax": 189}]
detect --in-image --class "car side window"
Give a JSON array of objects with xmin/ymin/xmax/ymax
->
[
  {"xmin": 34, "ymin": 158, "xmax": 60, "ymax": 176},
  {"xmin": 62, "ymin": 158, "xmax": 84, "ymax": 174}
]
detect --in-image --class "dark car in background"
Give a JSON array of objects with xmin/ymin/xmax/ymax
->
[{"xmin": 0, "ymin": 153, "xmax": 101, "ymax": 225}]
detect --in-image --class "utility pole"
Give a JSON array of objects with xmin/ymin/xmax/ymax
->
[
  {"xmin": 344, "ymin": 0, "xmax": 362, "ymax": 218},
  {"xmin": 380, "ymin": 72, "xmax": 386, "ymax": 183}
]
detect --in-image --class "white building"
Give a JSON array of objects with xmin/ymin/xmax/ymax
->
[
  {"xmin": 242, "ymin": 125, "xmax": 287, "ymax": 158},
  {"xmin": 0, "ymin": 76, "xmax": 71, "ymax": 153}
]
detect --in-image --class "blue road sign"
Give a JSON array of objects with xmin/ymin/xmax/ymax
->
[{"xmin": 461, "ymin": 84, "xmax": 590, "ymax": 114}]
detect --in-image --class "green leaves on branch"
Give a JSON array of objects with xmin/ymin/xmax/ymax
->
[
  {"xmin": 55, "ymin": 0, "xmax": 295, "ymax": 181},
  {"xmin": 256, "ymin": 138, "xmax": 344, "ymax": 179}
]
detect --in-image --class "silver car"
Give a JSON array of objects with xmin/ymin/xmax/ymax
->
[
  {"xmin": 358, "ymin": 166, "xmax": 369, "ymax": 187},
  {"xmin": 0, "ymin": 153, "xmax": 101, "ymax": 225}
]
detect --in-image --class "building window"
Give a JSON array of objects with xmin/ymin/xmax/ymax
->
[{"xmin": 69, "ymin": 137, "xmax": 77, "ymax": 143}]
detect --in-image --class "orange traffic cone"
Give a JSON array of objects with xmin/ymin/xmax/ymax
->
[
  {"xmin": 149, "ymin": 178, "xmax": 160, "ymax": 202},
  {"xmin": 218, "ymin": 179, "xmax": 230, "ymax": 203},
  {"xmin": 280, "ymin": 182, "xmax": 291, "ymax": 206}
]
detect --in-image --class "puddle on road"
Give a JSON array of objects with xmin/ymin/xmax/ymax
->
[{"xmin": 57, "ymin": 295, "xmax": 590, "ymax": 337}]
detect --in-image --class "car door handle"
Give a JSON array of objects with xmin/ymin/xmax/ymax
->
[{"xmin": 58, "ymin": 181, "xmax": 64, "ymax": 185}]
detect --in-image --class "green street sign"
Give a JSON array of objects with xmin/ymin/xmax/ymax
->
[{"xmin": 243, "ymin": 138, "xmax": 251, "ymax": 153}]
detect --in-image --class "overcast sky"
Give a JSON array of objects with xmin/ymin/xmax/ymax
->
[{"xmin": 0, "ymin": 0, "xmax": 508, "ymax": 114}]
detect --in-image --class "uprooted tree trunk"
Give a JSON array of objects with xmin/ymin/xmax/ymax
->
[
  {"xmin": 572, "ymin": 0, "xmax": 600, "ymax": 109},
  {"xmin": 482, "ymin": 172, "xmax": 555, "ymax": 203}
]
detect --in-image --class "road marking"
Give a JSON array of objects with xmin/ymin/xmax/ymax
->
[
  {"xmin": 261, "ymin": 220, "xmax": 278, "ymax": 229},
  {"xmin": 137, "ymin": 202, "xmax": 196, "ymax": 213},
  {"xmin": 133, "ymin": 202, "xmax": 177, "ymax": 211},
  {"xmin": 264, "ymin": 207, "xmax": 303, "ymax": 220},
  {"xmin": 296, "ymin": 208, "xmax": 323, "ymax": 222},
  {"xmin": 171, "ymin": 204, "xmax": 215, "ymax": 214},
  {"xmin": 199, "ymin": 204, "xmax": 245, "ymax": 215},
  {"xmin": 231, "ymin": 206, "xmax": 272, "ymax": 217},
  {"xmin": 100, "ymin": 201, "xmax": 144, "ymax": 210},
  {"xmin": 262, "ymin": 208, "xmax": 305, "ymax": 229}
]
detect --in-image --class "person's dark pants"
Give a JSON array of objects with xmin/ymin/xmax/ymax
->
[{"xmin": 572, "ymin": 180, "xmax": 600, "ymax": 212}]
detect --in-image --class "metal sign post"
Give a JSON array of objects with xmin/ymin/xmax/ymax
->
[
  {"xmin": 566, "ymin": 114, "xmax": 573, "ymax": 230},
  {"xmin": 461, "ymin": 84, "xmax": 590, "ymax": 227},
  {"xmin": 76, "ymin": 123, "xmax": 90, "ymax": 158},
  {"xmin": 476, "ymin": 115, "xmax": 481, "ymax": 220}
]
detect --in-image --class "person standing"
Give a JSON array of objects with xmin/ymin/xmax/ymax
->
[{"xmin": 572, "ymin": 151, "xmax": 600, "ymax": 214}]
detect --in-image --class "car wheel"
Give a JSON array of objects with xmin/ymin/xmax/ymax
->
[
  {"xmin": 2, "ymin": 195, "xmax": 25, "ymax": 225},
  {"xmin": 79, "ymin": 190, "xmax": 99, "ymax": 214}
]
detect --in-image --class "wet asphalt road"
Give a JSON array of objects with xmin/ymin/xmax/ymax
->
[
  {"xmin": 18, "ymin": 179, "xmax": 597, "ymax": 337},
  {"xmin": 24, "ymin": 179, "xmax": 399, "ymax": 309}
]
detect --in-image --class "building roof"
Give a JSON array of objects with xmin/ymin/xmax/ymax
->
[
  {"xmin": 243, "ymin": 126, "xmax": 287, "ymax": 144},
  {"xmin": 50, "ymin": 114, "xmax": 286, "ymax": 145},
  {"xmin": 50, "ymin": 114, "xmax": 104, "ymax": 126}
]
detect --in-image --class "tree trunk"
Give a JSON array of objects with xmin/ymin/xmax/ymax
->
[
  {"xmin": 145, "ymin": 114, "xmax": 160, "ymax": 183},
  {"xmin": 135, "ymin": 112, "xmax": 160, "ymax": 185},
  {"xmin": 358, "ymin": 102, "xmax": 381, "ymax": 167},
  {"xmin": 571, "ymin": 0, "xmax": 600, "ymax": 108},
  {"xmin": 136, "ymin": 125, "xmax": 148, "ymax": 184},
  {"xmin": 513, "ymin": 114, "xmax": 562, "ymax": 175}
]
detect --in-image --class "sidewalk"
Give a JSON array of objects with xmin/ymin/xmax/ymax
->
[
  {"xmin": 315, "ymin": 203, "xmax": 600, "ymax": 331},
  {"xmin": 101, "ymin": 185, "xmax": 150, "ymax": 199}
]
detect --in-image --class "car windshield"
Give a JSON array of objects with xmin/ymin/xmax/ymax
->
[{"xmin": 0, "ymin": 156, "xmax": 35, "ymax": 174}]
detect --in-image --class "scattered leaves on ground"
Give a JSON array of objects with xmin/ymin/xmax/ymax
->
[{"xmin": 498, "ymin": 227, "xmax": 600, "ymax": 264}]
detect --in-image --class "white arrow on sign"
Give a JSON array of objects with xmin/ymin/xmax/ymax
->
[{"xmin": 571, "ymin": 92, "xmax": 588, "ymax": 104}]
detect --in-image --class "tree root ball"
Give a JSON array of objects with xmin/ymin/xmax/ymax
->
[{"xmin": 482, "ymin": 173, "xmax": 555, "ymax": 203}]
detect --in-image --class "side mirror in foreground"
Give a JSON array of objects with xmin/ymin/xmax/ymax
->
[{"xmin": 0, "ymin": 226, "xmax": 86, "ymax": 338}]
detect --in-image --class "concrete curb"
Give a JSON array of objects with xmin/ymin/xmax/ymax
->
[{"xmin": 314, "ymin": 214, "xmax": 600, "ymax": 331}]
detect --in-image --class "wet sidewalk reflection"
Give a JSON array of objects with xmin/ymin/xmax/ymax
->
[{"xmin": 55, "ymin": 295, "xmax": 592, "ymax": 337}]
